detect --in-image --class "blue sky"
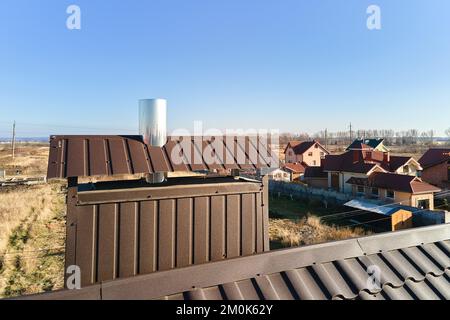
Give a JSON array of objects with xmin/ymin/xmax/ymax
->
[{"xmin": 0, "ymin": 0, "xmax": 449, "ymax": 137}]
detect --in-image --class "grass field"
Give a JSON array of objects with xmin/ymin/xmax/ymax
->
[
  {"xmin": 268, "ymin": 195, "xmax": 371, "ymax": 249},
  {"xmin": 0, "ymin": 183, "xmax": 65, "ymax": 298}
]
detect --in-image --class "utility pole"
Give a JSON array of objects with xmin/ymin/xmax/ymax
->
[
  {"xmin": 325, "ymin": 128, "xmax": 328, "ymax": 150},
  {"xmin": 11, "ymin": 121, "xmax": 16, "ymax": 160}
]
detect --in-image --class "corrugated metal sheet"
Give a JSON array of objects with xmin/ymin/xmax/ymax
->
[
  {"xmin": 65, "ymin": 176, "xmax": 270, "ymax": 287},
  {"xmin": 47, "ymin": 135, "xmax": 278, "ymax": 179},
  {"xmin": 17, "ymin": 224, "xmax": 450, "ymax": 300}
]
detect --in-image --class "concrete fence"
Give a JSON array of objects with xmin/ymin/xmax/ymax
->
[{"xmin": 269, "ymin": 181, "xmax": 353, "ymax": 203}]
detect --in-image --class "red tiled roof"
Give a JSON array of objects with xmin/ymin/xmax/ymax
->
[
  {"xmin": 346, "ymin": 172, "xmax": 441, "ymax": 194},
  {"xmin": 322, "ymin": 151, "xmax": 381, "ymax": 174},
  {"xmin": 419, "ymin": 148, "xmax": 450, "ymax": 169},
  {"xmin": 283, "ymin": 162, "xmax": 306, "ymax": 173}
]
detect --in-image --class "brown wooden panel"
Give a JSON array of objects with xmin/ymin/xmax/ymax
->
[
  {"xmin": 89, "ymin": 139, "xmax": 108, "ymax": 176},
  {"xmin": 176, "ymin": 198, "xmax": 193, "ymax": 267},
  {"xmin": 241, "ymin": 193, "xmax": 255, "ymax": 255},
  {"xmin": 127, "ymin": 138, "xmax": 153, "ymax": 174},
  {"xmin": 194, "ymin": 197, "xmax": 209, "ymax": 264},
  {"xmin": 75, "ymin": 205, "xmax": 97, "ymax": 287},
  {"xmin": 118, "ymin": 202, "xmax": 138, "ymax": 278},
  {"xmin": 108, "ymin": 139, "xmax": 130, "ymax": 175},
  {"xmin": 255, "ymin": 192, "xmax": 264, "ymax": 253},
  {"xmin": 210, "ymin": 196, "xmax": 226, "ymax": 261},
  {"xmin": 158, "ymin": 200, "xmax": 176, "ymax": 270},
  {"xmin": 139, "ymin": 201, "xmax": 158, "ymax": 274},
  {"xmin": 66, "ymin": 139, "xmax": 86, "ymax": 177},
  {"xmin": 226, "ymin": 195, "xmax": 241, "ymax": 258},
  {"xmin": 96, "ymin": 204, "xmax": 118, "ymax": 282}
]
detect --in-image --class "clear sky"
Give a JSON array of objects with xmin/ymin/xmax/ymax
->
[{"xmin": 0, "ymin": 0, "xmax": 449, "ymax": 137}]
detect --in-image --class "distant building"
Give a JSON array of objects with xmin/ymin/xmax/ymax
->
[
  {"xmin": 267, "ymin": 168, "xmax": 291, "ymax": 182},
  {"xmin": 304, "ymin": 166, "xmax": 328, "ymax": 189},
  {"xmin": 282, "ymin": 162, "xmax": 306, "ymax": 181},
  {"xmin": 284, "ymin": 140, "xmax": 329, "ymax": 166},
  {"xmin": 305, "ymin": 139, "xmax": 440, "ymax": 210},
  {"xmin": 323, "ymin": 143, "xmax": 422, "ymax": 194},
  {"xmin": 419, "ymin": 148, "xmax": 450, "ymax": 189},
  {"xmin": 346, "ymin": 172, "xmax": 440, "ymax": 210},
  {"xmin": 346, "ymin": 138, "xmax": 389, "ymax": 153}
]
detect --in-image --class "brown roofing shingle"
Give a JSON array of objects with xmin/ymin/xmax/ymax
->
[
  {"xmin": 18, "ymin": 224, "xmax": 450, "ymax": 300},
  {"xmin": 419, "ymin": 148, "xmax": 450, "ymax": 168},
  {"xmin": 285, "ymin": 140, "xmax": 329, "ymax": 156},
  {"xmin": 47, "ymin": 135, "xmax": 276, "ymax": 179},
  {"xmin": 283, "ymin": 162, "xmax": 306, "ymax": 174},
  {"xmin": 304, "ymin": 166, "xmax": 327, "ymax": 178},
  {"xmin": 346, "ymin": 172, "xmax": 441, "ymax": 194}
]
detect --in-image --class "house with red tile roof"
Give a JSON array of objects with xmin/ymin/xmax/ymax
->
[
  {"xmin": 307, "ymin": 141, "xmax": 439, "ymax": 209},
  {"xmin": 418, "ymin": 148, "xmax": 450, "ymax": 189},
  {"xmin": 282, "ymin": 162, "xmax": 306, "ymax": 181},
  {"xmin": 284, "ymin": 140, "xmax": 329, "ymax": 166},
  {"xmin": 346, "ymin": 172, "xmax": 441, "ymax": 210}
]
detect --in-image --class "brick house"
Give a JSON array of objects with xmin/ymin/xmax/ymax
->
[
  {"xmin": 284, "ymin": 140, "xmax": 329, "ymax": 166},
  {"xmin": 419, "ymin": 148, "xmax": 450, "ymax": 189},
  {"xmin": 346, "ymin": 172, "xmax": 441, "ymax": 210}
]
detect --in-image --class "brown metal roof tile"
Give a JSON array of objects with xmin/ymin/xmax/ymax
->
[
  {"xmin": 16, "ymin": 224, "xmax": 450, "ymax": 300},
  {"xmin": 47, "ymin": 135, "xmax": 274, "ymax": 179}
]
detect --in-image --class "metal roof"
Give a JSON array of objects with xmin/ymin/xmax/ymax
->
[
  {"xmin": 47, "ymin": 135, "xmax": 278, "ymax": 179},
  {"xmin": 19, "ymin": 223, "xmax": 450, "ymax": 300}
]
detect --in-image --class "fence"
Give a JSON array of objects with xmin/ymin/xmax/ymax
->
[{"xmin": 269, "ymin": 181, "xmax": 353, "ymax": 203}]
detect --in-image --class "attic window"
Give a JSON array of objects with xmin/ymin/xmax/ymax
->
[
  {"xmin": 308, "ymin": 152, "xmax": 313, "ymax": 156},
  {"xmin": 403, "ymin": 165, "xmax": 409, "ymax": 174}
]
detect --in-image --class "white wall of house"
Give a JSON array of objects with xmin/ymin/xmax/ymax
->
[
  {"xmin": 394, "ymin": 162, "xmax": 420, "ymax": 176},
  {"xmin": 268, "ymin": 168, "xmax": 292, "ymax": 182}
]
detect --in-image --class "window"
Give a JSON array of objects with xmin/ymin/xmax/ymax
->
[
  {"xmin": 313, "ymin": 160, "xmax": 317, "ymax": 166},
  {"xmin": 308, "ymin": 152, "xmax": 313, "ymax": 156},
  {"xmin": 403, "ymin": 165, "xmax": 409, "ymax": 174},
  {"xmin": 386, "ymin": 189, "xmax": 395, "ymax": 199},
  {"xmin": 417, "ymin": 199, "xmax": 430, "ymax": 210},
  {"xmin": 371, "ymin": 188, "xmax": 379, "ymax": 198},
  {"xmin": 357, "ymin": 186, "xmax": 365, "ymax": 194},
  {"xmin": 320, "ymin": 152, "xmax": 325, "ymax": 158}
]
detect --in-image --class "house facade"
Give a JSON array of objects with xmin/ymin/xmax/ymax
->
[
  {"xmin": 267, "ymin": 168, "xmax": 291, "ymax": 182},
  {"xmin": 346, "ymin": 172, "xmax": 441, "ymax": 210},
  {"xmin": 284, "ymin": 140, "xmax": 329, "ymax": 166},
  {"xmin": 323, "ymin": 140, "xmax": 422, "ymax": 194},
  {"xmin": 419, "ymin": 148, "xmax": 450, "ymax": 189}
]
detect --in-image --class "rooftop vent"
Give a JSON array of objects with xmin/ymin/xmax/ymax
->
[{"xmin": 139, "ymin": 98, "xmax": 167, "ymax": 183}]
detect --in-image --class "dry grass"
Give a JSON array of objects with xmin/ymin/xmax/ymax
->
[
  {"xmin": 269, "ymin": 216, "xmax": 370, "ymax": 248},
  {"xmin": 0, "ymin": 183, "xmax": 65, "ymax": 298},
  {"xmin": 0, "ymin": 143, "xmax": 49, "ymax": 177}
]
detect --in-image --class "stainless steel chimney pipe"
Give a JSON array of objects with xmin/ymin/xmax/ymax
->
[{"xmin": 139, "ymin": 99, "xmax": 167, "ymax": 183}]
